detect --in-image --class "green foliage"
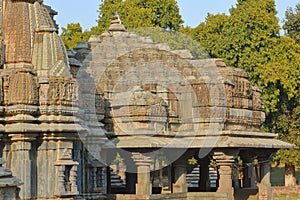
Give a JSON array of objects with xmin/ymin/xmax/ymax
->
[
  {"xmin": 61, "ymin": 23, "xmax": 91, "ymax": 49},
  {"xmin": 192, "ymin": 0, "xmax": 299, "ymax": 114},
  {"xmin": 192, "ymin": 13, "xmax": 229, "ymax": 59},
  {"xmin": 191, "ymin": 0, "xmax": 300, "ymax": 165},
  {"xmin": 283, "ymin": 4, "xmax": 300, "ymax": 44},
  {"xmin": 112, "ymin": 153, "xmax": 123, "ymax": 165},
  {"xmin": 188, "ymin": 156, "xmax": 198, "ymax": 165},
  {"xmin": 256, "ymin": 37, "xmax": 300, "ymax": 113},
  {"xmin": 134, "ymin": 27, "xmax": 209, "ymax": 59},
  {"xmin": 93, "ymin": 0, "xmax": 184, "ymax": 35},
  {"xmin": 193, "ymin": 0, "xmax": 280, "ymax": 76},
  {"xmin": 143, "ymin": 0, "xmax": 183, "ymax": 30},
  {"xmin": 93, "ymin": 0, "xmax": 124, "ymax": 34}
]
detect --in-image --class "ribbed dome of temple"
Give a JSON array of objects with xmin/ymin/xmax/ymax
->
[{"xmin": 82, "ymin": 22, "xmax": 266, "ymax": 136}]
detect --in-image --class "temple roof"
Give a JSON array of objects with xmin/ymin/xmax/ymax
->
[
  {"xmin": 80, "ymin": 19, "xmax": 295, "ymax": 150},
  {"xmin": 109, "ymin": 132, "xmax": 294, "ymax": 149}
]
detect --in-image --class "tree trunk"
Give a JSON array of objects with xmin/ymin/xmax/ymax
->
[{"xmin": 285, "ymin": 164, "xmax": 296, "ymax": 187}]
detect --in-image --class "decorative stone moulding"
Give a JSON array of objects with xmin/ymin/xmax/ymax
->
[{"xmin": 49, "ymin": 77, "xmax": 76, "ymax": 103}]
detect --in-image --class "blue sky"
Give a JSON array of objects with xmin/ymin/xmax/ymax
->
[{"xmin": 44, "ymin": 0, "xmax": 300, "ymax": 31}]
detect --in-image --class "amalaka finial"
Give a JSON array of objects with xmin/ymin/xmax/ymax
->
[
  {"xmin": 114, "ymin": 11, "xmax": 121, "ymax": 24},
  {"xmin": 107, "ymin": 11, "xmax": 126, "ymax": 32}
]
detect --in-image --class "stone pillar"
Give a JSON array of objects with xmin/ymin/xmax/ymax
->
[
  {"xmin": 10, "ymin": 134, "xmax": 37, "ymax": 200},
  {"xmin": 73, "ymin": 141, "xmax": 83, "ymax": 194},
  {"xmin": 199, "ymin": 156, "xmax": 210, "ymax": 191},
  {"xmin": 37, "ymin": 133, "xmax": 57, "ymax": 198},
  {"xmin": 164, "ymin": 165, "xmax": 172, "ymax": 193},
  {"xmin": 240, "ymin": 154, "xmax": 257, "ymax": 188},
  {"xmin": 54, "ymin": 140, "xmax": 79, "ymax": 198},
  {"xmin": 106, "ymin": 166, "xmax": 112, "ymax": 194},
  {"xmin": 70, "ymin": 165, "xmax": 79, "ymax": 192},
  {"xmin": 132, "ymin": 153, "xmax": 152, "ymax": 198},
  {"xmin": 172, "ymin": 164, "xmax": 187, "ymax": 193},
  {"xmin": 213, "ymin": 150, "xmax": 239, "ymax": 200},
  {"xmin": 125, "ymin": 172, "xmax": 137, "ymax": 194},
  {"xmin": 122, "ymin": 153, "xmax": 137, "ymax": 194},
  {"xmin": 257, "ymin": 153, "xmax": 273, "ymax": 200}
]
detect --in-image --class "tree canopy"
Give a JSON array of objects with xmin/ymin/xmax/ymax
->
[
  {"xmin": 134, "ymin": 27, "xmax": 209, "ymax": 59},
  {"xmin": 93, "ymin": 0, "xmax": 184, "ymax": 34},
  {"xmin": 191, "ymin": 0, "xmax": 300, "ymax": 168},
  {"xmin": 192, "ymin": 0, "xmax": 280, "ymax": 76},
  {"xmin": 61, "ymin": 23, "xmax": 91, "ymax": 49},
  {"xmin": 283, "ymin": 3, "xmax": 300, "ymax": 44},
  {"xmin": 61, "ymin": 0, "xmax": 184, "ymax": 48}
]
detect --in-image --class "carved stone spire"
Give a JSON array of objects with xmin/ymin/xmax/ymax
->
[
  {"xmin": 3, "ymin": 0, "xmax": 33, "ymax": 64},
  {"xmin": 3, "ymin": 0, "xmax": 70, "ymax": 76},
  {"xmin": 108, "ymin": 11, "xmax": 126, "ymax": 32}
]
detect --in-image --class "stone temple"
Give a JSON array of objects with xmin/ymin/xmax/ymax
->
[{"xmin": 0, "ymin": 0, "xmax": 294, "ymax": 200}]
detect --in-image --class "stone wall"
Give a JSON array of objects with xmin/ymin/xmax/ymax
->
[{"xmin": 272, "ymin": 186, "xmax": 300, "ymax": 196}]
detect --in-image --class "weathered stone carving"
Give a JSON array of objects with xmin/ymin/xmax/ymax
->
[
  {"xmin": 48, "ymin": 77, "xmax": 78, "ymax": 105},
  {"xmin": 7, "ymin": 69, "xmax": 38, "ymax": 105}
]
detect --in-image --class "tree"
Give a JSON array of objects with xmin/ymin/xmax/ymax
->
[
  {"xmin": 193, "ymin": 0, "xmax": 280, "ymax": 77},
  {"xmin": 264, "ymin": 37, "xmax": 300, "ymax": 186},
  {"xmin": 283, "ymin": 3, "xmax": 300, "ymax": 44},
  {"xmin": 134, "ymin": 27, "xmax": 209, "ymax": 59},
  {"xmin": 256, "ymin": 37, "xmax": 300, "ymax": 113},
  {"xmin": 191, "ymin": 13, "xmax": 229, "ymax": 58},
  {"xmin": 61, "ymin": 0, "xmax": 183, "ymax": 49},
  {"xmin": 61, "ymin": 23, "xmax": 91, "ymax": 49},
  {"xmin": 92, "ymin": 0, "xmax": 184, "ymax": 35},
  {"xmin": 93, "ymin": 0, "xmax": 123, "ymax": 34},
  {"xmin": 191, "ymin": 0, "xmax": 293, "ymax": 114},
  {"xmin": 143, "ymin": 0, "xmax": 183, "ymax": 30},
  {"xmin": 191, "ymin": 0, "xmax": 300, "ymax": 185}
]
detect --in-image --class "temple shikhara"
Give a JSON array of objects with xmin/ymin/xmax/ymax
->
[{"xmin": 0, "ymin": 0, "xmax": 294, "ymax": 200}]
